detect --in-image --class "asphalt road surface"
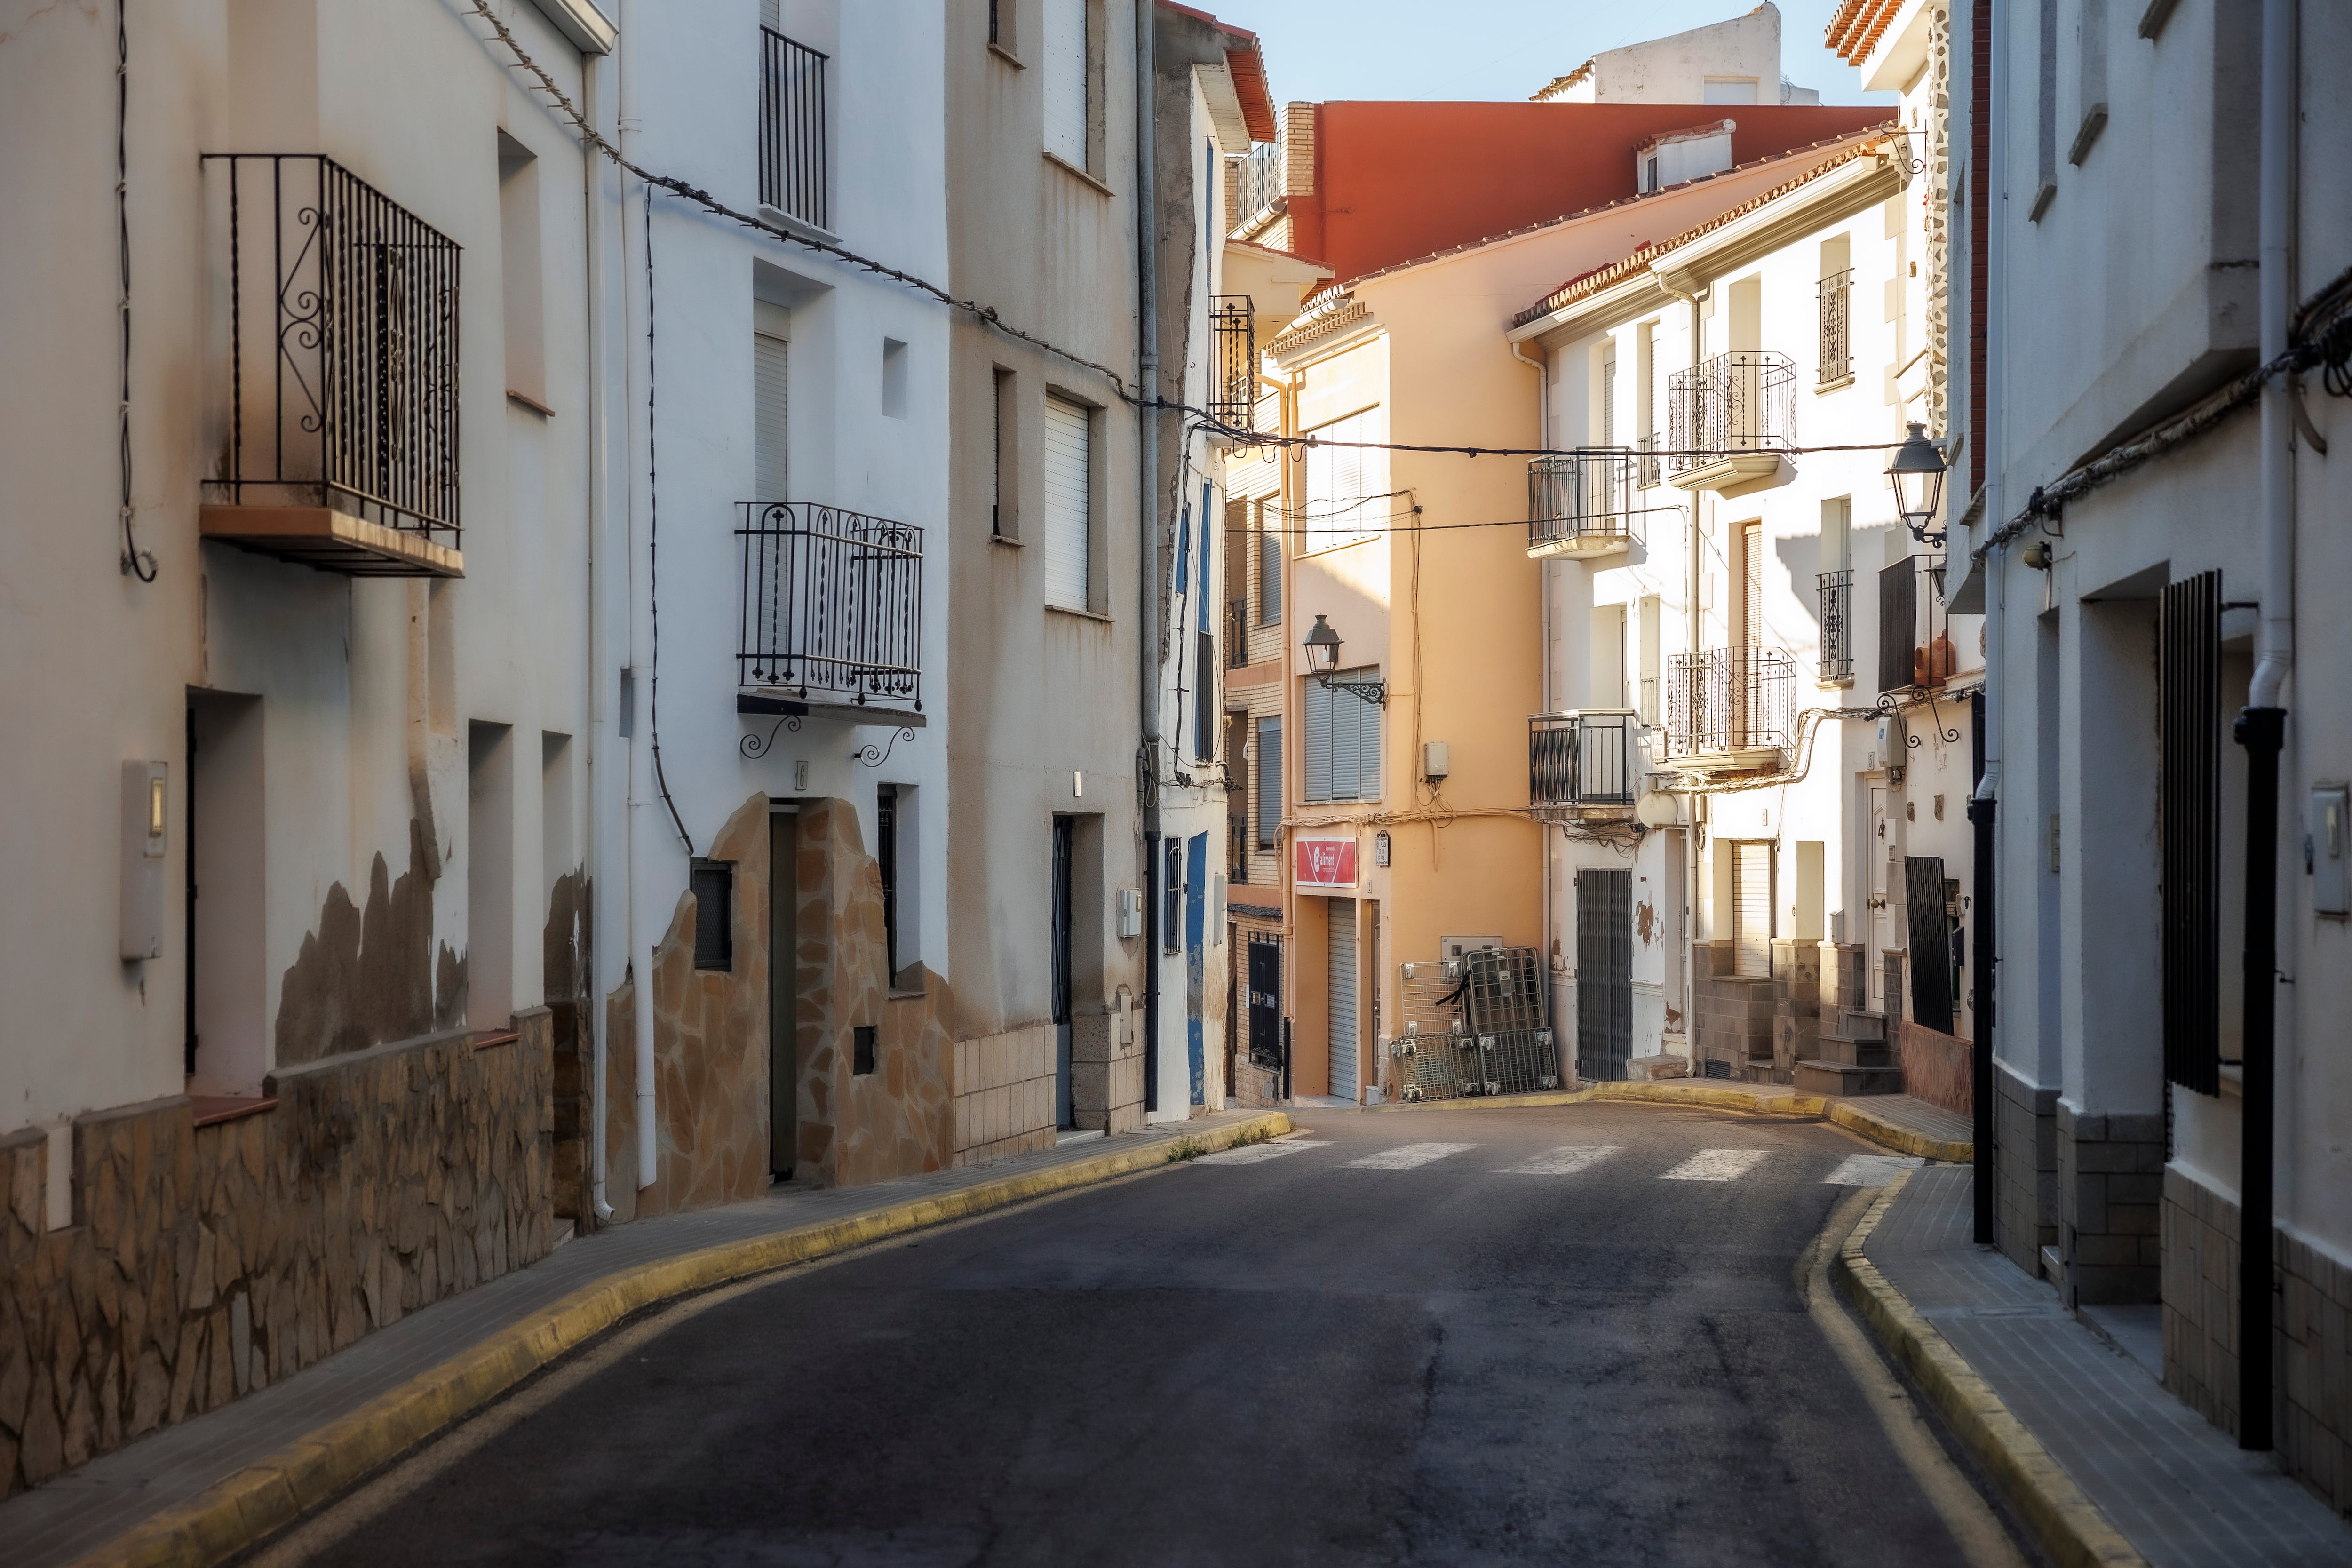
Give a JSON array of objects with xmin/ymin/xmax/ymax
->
[{"xmin": 267, "ymin": 1105, "xmax": 2028, "ymax": 1567}]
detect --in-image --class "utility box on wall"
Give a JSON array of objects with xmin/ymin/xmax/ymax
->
[
  {"xmin": 2312, "ymin": 786, "xmax": 2350, "ymax": 916},
  {"xmin": 120, "ymin": 760, "xmax": 167, "ymax": 960}
]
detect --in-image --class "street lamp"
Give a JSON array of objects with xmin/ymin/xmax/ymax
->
[
  {"xmin": 1887, "ymin": 422, "xmax": 1948, "ymax": 543},
  {"xmin": 1300, "ymin": 614, "xmax": 1386, "ymax": 707}
]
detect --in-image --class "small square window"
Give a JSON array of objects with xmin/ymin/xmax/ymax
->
[{"xmin": 853, "ymin": 1025, "xmax": 878, "ymax": 1075}]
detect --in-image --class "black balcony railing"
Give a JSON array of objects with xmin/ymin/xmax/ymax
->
[
  {"xmin": 1664, "ymin": 648, "xmax": 1795, "ymax": 758},
  {"xmin": 1530, "ymin": 711, "xmax": 1638, "ymax": 809},
  {"xmin": 1228, "ymin": 816, "xmax": 1250, "ymax": 884},
  {"xmin": 738, "ymin": 502, "xmax": 922, "ymax": 709},
  {"xmin": 1668, "ymin": 350, "xmax": 1796, "ymax": 475},
  {"xmin": 760, "ymin": 29, "xmax": 829, "ymax": 230},
  {"xmin": 1234, "ymin": 140, "xmax": 1281, "ymax": 225},
  {"xmin": 1226, "ymin": 597, "xmax": 1249, "ymax": 668},
  {"xmin": 1527, "ymin": 451, "xmax": 1638, "ymax": 555},
  {"xmin": 1818, "ymin": 269, "xmax": 1853, "ymax": 384},
  {"xmin": 202, "ymin": 155, "xmax": 461, "ymax": 541},
  {"xmin": 1818, "ymin": 568, "xmax": 1853, "ymax": 682},
  {"xmin": 1209, "ymin": 296, "xmax": 1256, "ymax": 427},
  {"xmin": 1878, "ymin": 554, "xmax": 1952, "ymax": 697}
]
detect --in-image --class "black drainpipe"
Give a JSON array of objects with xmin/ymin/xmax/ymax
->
[
  {"xmin": 1968, "ymin": 689, "xmax": 1995, "ymax": 1244},
  {"xmin": 2233, "ymin": 705, "xmax": 2283, "ymax": 1450}
]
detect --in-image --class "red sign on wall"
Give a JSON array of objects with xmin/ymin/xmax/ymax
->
[{"xmin": 1295, "ymin": 836, "xmax": 1358, "ymax": 889}]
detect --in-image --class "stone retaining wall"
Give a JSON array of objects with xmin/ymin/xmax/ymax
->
[{"xmin": 0, "ymin": 1018, "xmax": 552, "ymax": 1497}]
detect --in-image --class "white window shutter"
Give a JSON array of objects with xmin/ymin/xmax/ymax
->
[
  {"xmin": 1042, "ymin": 0, "xmax": 1088, "ymax": 166},
  {"xmin": 754, "ymin": 326, "xmax": 789, "ymax": 501},
  {"xmin": 1042, "ymin": 396, "xmax": 1091, "ymax": 610}
]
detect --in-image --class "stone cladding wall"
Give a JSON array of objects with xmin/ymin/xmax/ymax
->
[
  {"xmin": 0, "ymin": 1019, "xmax": 552, "ymax": 1497},
  {"xmin": 2163, "ymin": 1166, "xmax": 2352, "ymax": 1515}
]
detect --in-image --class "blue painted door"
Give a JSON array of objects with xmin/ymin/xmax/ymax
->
[{"xmin": 1185, "ymin": 832, "xmax": 1208, "ymax": 1104}]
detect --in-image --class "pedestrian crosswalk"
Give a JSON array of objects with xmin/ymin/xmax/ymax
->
[{"xmin": 1183, "ymin": 1134, "xmax": 1928, "ymax": 1186}]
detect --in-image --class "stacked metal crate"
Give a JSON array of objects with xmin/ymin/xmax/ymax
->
[{"xmin": 1389, "ymin": 947, "xmax": 1560, "ymax": 1100}]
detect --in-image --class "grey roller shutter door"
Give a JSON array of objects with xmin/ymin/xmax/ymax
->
[
  {"xmin": 754, "ymin": 329, "xmax": 789, "ymax": 502},
  {"xmin": 1327, "ymin": 897, "xmax": 1357, "ymax": 1097},
  {"xmin": 1732, "ymin": 841, "xmax": 1772, "ymax": 977},
  {"xmin": 1043, "ymin": 397, "xmax": 1090, "ymax": 611}
]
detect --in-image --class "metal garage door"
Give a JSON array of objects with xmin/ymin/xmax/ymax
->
[
  {"xmin": 1575, "ymin": 868, "xmax": 1633, "ymax": 1082},
  {"xmin": 1732, "ymin": 840, "xmax": 1773, "ymax": 977},
  {"xmin": 1327, "ymin": 898, "xmax": 1357, "ymax": 1098}
]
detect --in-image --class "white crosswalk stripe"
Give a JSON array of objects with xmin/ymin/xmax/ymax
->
[
  {"xmin": 1823, "ymin": 1153, "xmax": 1923, "ymax": 1186},
  {"xmin": 1497, "ymin": 1145, "xmax": 1624, "ymax": 1176},
  {"xmin": 1343, "ymin": 1142, "xmax": 1478, "ymax": 1170},
  {"xmin": 1190, "ymin": 1138, "xmax": 1330, "ymax": 1167},
  {"xmin": 1660, "ymin": 1148, "xmax": 1771, "ymax": 1182}
]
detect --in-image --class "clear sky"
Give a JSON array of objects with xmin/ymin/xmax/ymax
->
[{"xmin": 1217, "ymin": 1, "xmax": 1894, "ymax": 109}]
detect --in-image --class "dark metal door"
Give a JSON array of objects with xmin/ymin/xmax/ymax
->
[
  {"xmin": 1905, "ymin": 855, "xmax": 1954, "ymax": 1033},
  {"xmin": 2161, "ymin": 570, "xmax": 2221, "ymax": 1095},
  {"xmin": 1052, "ymin": 817, "xmax": 1074, "ymax": 1127},
  {"xmin": 1247, "ymin": 936, "xmax": 1281, "ymax": 1067},
  {"xmin": 1574, "ymin": 869, "xmax": 1633, "ymax": 1081}
]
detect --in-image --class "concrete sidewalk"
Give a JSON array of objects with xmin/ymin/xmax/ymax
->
[
  {"xmin": 1861, "ymin": 1166, "xmax": 2352, "ymax": 1568},
  {"xmin": 0, "ymin": 1110, "xmax": 1285, "ymax": 1568}
]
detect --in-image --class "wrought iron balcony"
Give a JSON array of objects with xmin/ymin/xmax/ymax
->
[
  {"xmin": 1818, "ymin": 269, "xmax": 1853, "ymax": 386},
  {"xmin": 737, "ymin": 503, "xmax": 922, "ymax": 716},
  {"xmin": 199, "ymin": 155, "xmax": 461, "ymax": 576},
  {"xmin": 759, "ymin": 29, "xmax": 829, "ymax": 231},
  {"xmin": 1667, "ymin": 350, "xmax": 1796, "ymax": 491},
  {"xmin": 1817, "ymin": 568, "xmax": 1853, "ymax": 684},
  {"xmin": 1529, "ymin": 710, "xmax": 1638, "ymax": 812},
  {"xmin": 1663, "ymin": 648, "xmax": 1795, "ymax": 768},
  {"xmin": 1878, "ymin": 554, "xmax": 1954, "ymax": 697},
  {"xmin": 1208, "ymin": 296, "xmax": 1257, "ymax": 428},
  {"xmin": 1527, "ymin": 451, "xmax": 1638, "ymax": 559}
]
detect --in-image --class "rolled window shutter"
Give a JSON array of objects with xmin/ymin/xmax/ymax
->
[
  {"xmin": 1042, "ymin": 397, "xmax": 1091, "ymax": 610},
  {"xmin": 1303, "ymin": 679, "xmax": 1334, "ymax": 802},
  {"xmin": 754, "ymin": 330, "xmax": 789, "ymax": 501},
  {"xmin": 1356, "ymin": 674, "xmax": 1382, "ymax": 798},
  {"xmin": 1732, "ymin": 841, "xmax": 1772, "ymax": 977},
  {"xmin": 1258, "ymin": 511, "xmax": 1281, "ymax": 622},
  {"xmin": 1255, "ymin": 716, "xmax": 1281, "ymax": 845}
]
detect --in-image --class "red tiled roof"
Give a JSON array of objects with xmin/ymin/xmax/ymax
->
[
  {"xmin": 1510, "ymin": 127, "xmax": 1896, "ymax": 328},
  {"xmin": 1824, "ymin": 0, "xmax": 1906, "ymax": 65},
  {"xmin": 1159, "ymin": 0, "xmax": 1279, "ymax": 140}
]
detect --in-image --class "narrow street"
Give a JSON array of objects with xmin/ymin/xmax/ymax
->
[{"xmin": 267, "ymin": 1106, "xmax": 2009, "ymax": 1568}]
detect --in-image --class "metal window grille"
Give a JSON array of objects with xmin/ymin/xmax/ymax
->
[
  {"xmin": 1208, "ymin": 296, "xmax": 1255, "ymax": 426},
  {"xmin": 877, "ymin": 785, "xmax": 898, "ymax": 980},
  {"xmin": 201, "ymin": 155, "xmax": 461, "ymax": 543},
  {"xmin": 1818, "ymin": 568, "xmax": 1853, "ymax": 682},
  {"xmin": 1528, "ymin": 711, "xmax": 1637, "ymax": 810},
  {"xmin": 2161, "ymin": 570, "xmax": 2222, "ymax": 1096},
  {"xmin": 1663, "ymin": 648, "xmax": 1795, "ymax": 756},
  {"xmin": 1637, "ymin": 431, "xmax": 1661, "ymax": 490},
  {"xmin": 1818, "ymin": 268, "xmax": 1853, "ymax": 384},
  {"xmin": 1877, "ymin": 555, "xmax": 1950, "ymax": 697},
  {"xmin": 759, "ymin": 29, "xmax": 829, "ymax": 231},
  {"xmin": 737, "ymin": 502, "xmax": 923, "ymax": 708},
  {"xmin": 1526, "ymin": 451, "xmax": 1639, "ymax": 555},
  {"xmin": 1667, "ymin": 350, "xmax": 1796, "ymax": 475},
  {"xmin": 1226, "ymin": 597, "xmax": 1248, "ymax": 669}
]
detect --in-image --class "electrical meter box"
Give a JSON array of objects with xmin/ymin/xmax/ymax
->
[
  {"xmin": 2311, "ymin": 787, "xmax": 2350, "ymax": 916},
  {"xmin": 120, "ymin": 760, "xmax": 167, "ymax": 961}
]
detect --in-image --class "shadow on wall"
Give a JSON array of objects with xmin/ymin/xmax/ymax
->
[
  {"xmin": 601, "ymin": 794, "xmax": 954, "ymax": 1222},
  {"xmin": 274, "ymin": 820, "xmax": 466, "ymax": 1065}
]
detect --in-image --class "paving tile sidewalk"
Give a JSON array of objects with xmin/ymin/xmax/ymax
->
[
  {"xmin": 1868, "ymin": 1166, "xmax": 2352, "ymax": 1568},
  {"xmin": 0, "ymin": 1113, "xmax": 1265, "ymax": 1568}
]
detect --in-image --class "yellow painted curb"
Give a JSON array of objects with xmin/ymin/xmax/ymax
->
[
  {"xmin": 1370, "ymin": 1079, "xmax": 1976, "ymax": 1162},
  {"xmin": 69, "ymin": 1112, "xmax": 1295, "ymax": 1568},
  {"xmin": 1833, "ymin": 1173, "xmax": 2147, "ymax": 1568}
]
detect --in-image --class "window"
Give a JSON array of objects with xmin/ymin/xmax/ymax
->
[
  {"xmin": 497, "ymin": 134, "xmax": 545, "ymax": 409},
  {"xmin": 1730, "ymin": 841, "xmax": 1772, "ymax": 977},
  {"xmin": 1255, "ymin": 716, "xmax": 1282, "ymax": 847},
  {"xmin": 1042, "ymin": 0, "xmax": 1089, "ymax": 168},
  {"xmin": 882, "ymin": 338, "xmax": 908, "ymax": 419},
  {"xmin": 1303, "ymin": 674, "xmax": 1381, "ymax": 803},
  {"xmin": 1737, "ymin": 520, "xmax": 1764, "ymax": 651},
  {"xmin": 1600, "ymin": 342, "xmax": 1618, "ymax": 448},
  {"xmin": 1256, "ymin": 501, "xmax": 1282, "ymax": 623},
  {"xmin": 1638, "ymin": 594, "xmax": 1661, "ymax": 724},
  {"xmin": 691, "ymin": 859, "xmax": 734, "ymax": 971},
  {"xmin": 1163, "ymin": 837, "xmax": 1183, "ymax": 954},
  {"xmin": 1643, "ymin": 156, "xmax": 1659, "ymax": 193},
  {"xmin": 754, "ymin": 301, "xmax": 790, "ymax": 500},
  {"xmin": 1194, "ymin": 633, "xmax": 1216, "ymax": 764},
  {"xmin": 1042, "ymin": 395, "xmax": 1091, "ymax": 610},
  {"xmin": 1303, "ymin": 408, "xmax": 1383, "ymax": 553},
  {"xmin": 1637, "ymin": 322, "xmax": 1658, "ymax": 485},
  {"xmin": 992, "ymin": 368, "xmax": 1014, "ymax": 537}
]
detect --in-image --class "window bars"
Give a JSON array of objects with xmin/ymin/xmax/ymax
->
[
  {"xmin": 1663, "ymin": 648, "xmax": 1796, "ymax": 757},
  {"xmin": 759, "ymin": 29, "xmax": 829, "ymax": 231},
  {"xmin": 202, "ymin": 155, "xmax": 461, "ymax": 542},
  {"xmin": 1877, "ymin": 554, "xmax": 1952, "ymax": 697},
  {"xmin": 1667, "ymin": 350, "xmax": 1796, "ymax": 475},
  {"xmin": 1528, "ymin": 711, "xmax": 1638, "ymax": 810},
  {"xmin": 1526, "ymin": 450, "xmax": 1638, "ymax": 555},
  {"xmin": 1817, "ymin": 568, "xmax": 1854, "ymax": 682},
  {"xmin": 737, "ymin": 502, "xmax": 922, "ymax": 709},
  {"xmin": 1208, "ymin": 296, "xmax": 1256, "ymax": 426},
  {"xmin": 1226, "ymin": 597, "xmax": 1249, "ymax": 669},
  {"xmin": 1818, "ymin": 268, "xmax": 1853, "ymax": 385}
]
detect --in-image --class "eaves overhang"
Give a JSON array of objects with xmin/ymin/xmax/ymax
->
[{"xmin": 525, "ymin": 0, "xmax": 615, "ymax": 54}]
